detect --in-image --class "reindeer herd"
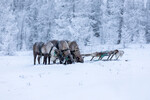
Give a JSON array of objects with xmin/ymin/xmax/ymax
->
[
  {"xmin": 33, "ymin": 40, "xmax": 124, "ymax": 65},
  {"xmin": 33, "ymin": 40, "xmax": 83, "ymax": 65}
]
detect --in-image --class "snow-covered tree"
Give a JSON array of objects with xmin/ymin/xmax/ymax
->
[
  {"xmin": 0, "ymin": 0, "xmax": 18, "ymax": 55},
  {"xmin": 122, "ymin": 0, "xmax": 146, "ymax": 45},
  {"xmin": 103, "ymin": 0, "xmax": 122, "ymax": 44},
  {"xmin": 146, "ymin": 0, "xmax": 150, "ymax": 43},
  {"xmin": 0, "ymin": 0, "xmax": 149, "ymax": 54}
]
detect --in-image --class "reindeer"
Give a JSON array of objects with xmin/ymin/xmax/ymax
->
[
  {"xmin": 48, "ymin": 40, "xmax": 64, "ymax": 64},
  {"xmin": 68, "ymin": 41, "xmax": 84, "ymax": 63},
  {"xmin": 50, "ymin": 40, "xmax": 59, "ymax": 49},
  {"xmin": 41, "ymin": 41, "xmax": 64, "ymax": 65},
  {"xmin": 58, "ymin": 40, "xmax": 74, "ymax": 64},
  {"xmin": 33, "ymin": 42, "xmax": 44, "ymax": 65}
]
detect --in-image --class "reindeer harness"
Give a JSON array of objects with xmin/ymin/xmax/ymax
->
[
  {"xmin": 49, "ymin": 46, "xmax": 54, "ymax": 56},
  {"xmin": 61, "ymin": 49, "xmax": 70, "ymax": 61}
]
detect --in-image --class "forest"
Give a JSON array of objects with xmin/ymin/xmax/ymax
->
[{"xmin": 0, "ymin": 0, "xmax": 150, "ymax": 55}]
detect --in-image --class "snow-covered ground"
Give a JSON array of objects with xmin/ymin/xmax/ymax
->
[{"xmin": 0, "ymin": 45, "xmax": 150, "ymax": 100}]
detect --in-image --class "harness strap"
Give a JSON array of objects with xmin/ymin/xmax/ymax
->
[
  {"xmin": 71, "ymin": 49, "xmax": 79, "ymax": 53},
  {"xmin": 61, "ymin": 49, "xmax": 72, "ymax": 61},
  {"xmin": 65, "ymin": 56, "xmax": 69, "ymax": 61},
  {"xmin": 39, "ymin": 47, "xmax": 42, "ymax": 54},
  {"xmin": 61, "ymin": 48, "xmax": 70, "ymax": 52},
  {"xmin": 70, "ymin": 50, "xmax": 78, "ymax": 59},
  {"xmin": 71, "ymin": 51, "xmax": 75, "ymax": 59},
  {"xmin": 101, "ymin": 53, "xmax": 108, "ymax": 57},
  {"xmin": 71, "ymin": 50, "xmax": 75, "ymax": 53},
  {"xmin": 56, "ymin": 42, "xmax": 59, "ymax": 49},
  {"xmin": 61, "ymin": 49, "xmax": 70, "ymax": 59},
  {"xmin": 65, "ymin": 54, "xmax": 71, "ymax": 61},
  {"xmin": 49, "ymin": 46, "xmax": 54, "ymax": 56}
]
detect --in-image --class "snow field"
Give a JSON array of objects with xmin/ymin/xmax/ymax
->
[{"xmin": 0, "ymin": 45, "xmax": 150, "ymax": 100}]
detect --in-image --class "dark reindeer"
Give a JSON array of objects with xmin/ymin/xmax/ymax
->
[
  {"xmin": 58, "ymin": 40, "xmax": 74, "ymax": 64},
  {"xmin": 68, "ymin": 41, "xmax": 84, "ymax": 63},
  {"xmin": 33, "ymin": 42, "xmax": 44, "ymax": 65}
]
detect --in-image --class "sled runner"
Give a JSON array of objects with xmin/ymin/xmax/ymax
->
[{"xmin": 81, "ymin": 49, "xmax": 124, "ymax": 61}]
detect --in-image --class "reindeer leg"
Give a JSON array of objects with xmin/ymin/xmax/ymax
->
[
  {"xmin": 60, "ymin": 61, "xmax": 62, "ymax": 64},
  {"xmin": 64, "ymin": 61, "xmax": 67, "ymax": 65},
  {"xmin": 53, "ymin": 58, "xmax": 58, "ymax": 64},
  {"xmin": 43, "ymin": 55, "xmax": 45, "ymax": 64},
  {"xmin": 48, "ymin": 56, "xmax": 50, "ymax": 64},
  {"xmin": 45, "ymin": 55, "xmax": 48, "ymax": 65},
  {"xmin": 38, "ymin": 55, "xmax": 41, "ymax": 64},
  {"xmin": 90, "ymin": 56, "xmax": 94, "ymax": 61},
  {"xmin": 43, "ymin": 57, "xmax": 44, "ymax": 64},
  {"xmin": 53, "ymin": 60, "xmax": 56, "ymax": 64},
  {"xmin": 49, "ymin": 57, "xmax": 51, "ymax": 64},
  {"xmin": 43, "ymin": 55, "xmax": 47, "ymax": 65},
  {"xmin": 34, "ymin": 53, "xmax": 37, "ymax": 65}
]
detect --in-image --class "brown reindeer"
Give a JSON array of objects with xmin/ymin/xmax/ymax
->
[
  {"xmin": 33, "ymin": 42, "xmax": 44, "ymax": 65},
  {"xmin": 48, "ymin": 40, "xmax": 64, "ymax": 64},
  {"xmin": 68, "ymin": 41, "xmax": 84, "ymax": 63},
  {"xmin": 58, "ymin": 40, "xmax": 74, "ymax": 64},
  {"xmin": 50, "ymin": 40, "xmax": 59, "ymax": 49},
  {"xmin": 41, "ymin": 41, "xmax": 64, "ymax": 65}
]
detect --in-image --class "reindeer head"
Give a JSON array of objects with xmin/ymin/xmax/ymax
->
[
  {"xmin": 54, "ymin": 49, "xmax": 65, "ymax": 63},
  {"xmin": 71, "ymin": 48, "xmax": 84, "ymax": 63},
  {"xmin": 65, "ymin": 54, "xmax": 75, "ymax": 64},
  {"xmin": 76, "ymin": 55, "xmax": 84, "ymax": 63}
]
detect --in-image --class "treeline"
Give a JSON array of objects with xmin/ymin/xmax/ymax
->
[{"xmin": 0, "ymin": 0, "xmax": 150, "ymax": 55}]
